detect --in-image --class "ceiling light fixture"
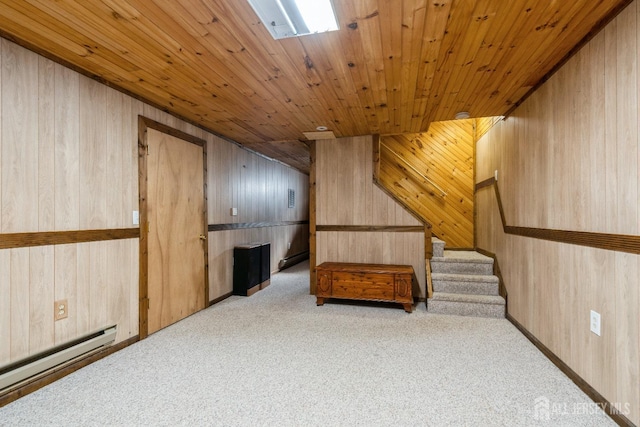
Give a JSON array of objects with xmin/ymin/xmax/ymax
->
[
  {"xmin": 247, "ymin": 0, "xmax": 339, "ymax": 40},
  {"xmin": 316, "ymin": 126, "xmax": 328, "ymax": 131},
  {"xmin": 454, "ymin": 111, "xmax": 471, "ymax": 120}
]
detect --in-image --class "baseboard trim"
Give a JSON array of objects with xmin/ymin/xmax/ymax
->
[
  {"xmin": 209, "ymin": 292, "xmax": 233, "ymax": 306},
  {"xmin": 0, "ymin": 336, "xmax": 139, "ymax": 408},
  {"xmin": 507, "ymin": 314, "xmax": 635, "ymax": 427}
]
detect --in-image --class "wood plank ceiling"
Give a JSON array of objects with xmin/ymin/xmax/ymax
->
[{"xmin": 0, "ymin": 0, "xmax": 630, "ymax": 173}]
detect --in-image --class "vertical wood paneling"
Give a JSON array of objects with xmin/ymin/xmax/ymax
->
[
  {"xmin": 38, "ymin": 56, "xmax": 55, "ymax": 231},
  {"xmin": 616, "ymin": 4, "xmax": 638, "ymax": 236},
  {"xmin": 204, "ymin": 130, "xmax": 309, "ymax": 301},
  {"xmin": 0, "ymin": 249, "xmax": 10, "ymax": 363},
  {"xmin": 316, "ymin": 135, "xmax": 421, "ymax": 227},
  {"xmin": 207, "ymin": 224, "xmax": 309, "ymax": 299},
  {"xmin": 89, "ymin": 240, "xmax": 107, "ymax": 334},
  {"xmin": 75, "ymin": 242, "xmax": 90, "ymax": 339},
  {"xmin": 10, "ymin": 248, "xmax": 30, "ymax": 360},
  {"xmin": 54, "ymin": 244, "xmax": 76, "ymax": 345},
  {"xmin": 106, "ymin": 90, "xmax": 124, "ymax": 228},
  {"xmin": 315, "ymin": 231, "xmax": 426, "ymax": 297},
  {"xmin": 476, "ymin": 4, "xmax": 640, "ymax": 422},
  {"xmin": 615, "ymin": 252, "xmax": 639, "ymax": 415},
  {"xmin": 0, "ymin": 36, "xmax": 308, "ymax": 369},
  {"xmin": 315, "ymin": 134, "xmax": 425, "ymax": 295},
  {"xmin": 54, "ymin": 63, "xmax": 79, "ymax": 231},
  {"xmin": 0, "ymin": 39, "xmax": 2, "ymax": 234},
  {"xmin": 128, "ymin": 240, "xmax": 139, "ymax": 337},
  {"xmin": 28, "ymin": 246, "xmax": 54, "ymax": 354},
  {"xmin": 107, "ymin": 239, "xmax": 129, "ymax": 343},
  {"xmin": 1, "ymin": 40, "xmax": 38, "ymax": 233},
  {"xmin": 79, "ymin": 79, "xmax": 107, "ymax": 229}
]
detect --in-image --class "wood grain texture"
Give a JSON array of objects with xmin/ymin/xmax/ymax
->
[
  {"xmin": 377, "ymin": 121, "xmax": 476, "ymax": 248},
  {"xmin": 207, "ymin": 224, "xmax": 309, "ymax": 299},
  {"xmin": 309, "ymin": 141, "xmax": 317, "ymax": 294},
  {"xmin": 1, "ymin": 40, "xmax": 38, "ymax": 233},
  {"xmin": 316, "ymin": 135, "xmax": 421, "ymax": 227},
  {"xmin": 314, "ymin": 134, "xmax": 426, "ymax": 296},
  {"xmin": 0, "ymin": 39, "xmax": 308, "ymax": 366},
  {"xmin": 476, "ymin": 178, "xmax": 640, "ymax": 255},
  {"xmin": 0, "ymin": 1, "xmax": 630, "ymax": 172},
  {"xmin": 507, "ymin": 314, "xmax": 636, "ymax": 427},
  {"xmin": 0, "ymin": 239, "xmax": 139, "ymax": 366},
  {"xmin": 316, "ymin": 225, "xmax": 423, "ymax": 232},
  {"xmin": 208, "ymin": 221, "xmax": 308, "ymax": 232},
  {"xmin": 475, "ymin": 5, "xmax": 639, "ymax": 422},
  {"xmin": 316, "ymin": 231, "xmax": 426, "ymax": 299},
  {"xmin": 0, "ymin": 228, "xmax": 140, "ymax": 250},
  {"xmin": 145, "ymin": 126, "xmax": 207, "ymax": 335},
  {"xmin": 316, "ymin": 262, "xmax": 415, "ymax": 312}
]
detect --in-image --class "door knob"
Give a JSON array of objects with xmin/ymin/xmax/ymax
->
[{"xmin": 199, "ymin": 234, "xmax": 207, "ymax": 241}]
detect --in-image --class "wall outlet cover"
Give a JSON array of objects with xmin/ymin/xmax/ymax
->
[{"xmin": 54, "ymin": 299, "xmax": 69, "ymax": 321}]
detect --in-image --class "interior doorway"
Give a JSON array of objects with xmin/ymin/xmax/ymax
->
[{"xmin": 138, "ymin": 117, "xmax": 209, "ymax": 338}]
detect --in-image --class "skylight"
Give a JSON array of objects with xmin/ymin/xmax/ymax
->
[{"xmin": 247, "ymin": 0, "xmax": 339, "ymax": 40}]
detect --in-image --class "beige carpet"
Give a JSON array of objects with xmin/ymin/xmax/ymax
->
[{"xmin": 0, "ymin": 261, "xmax": 615, "ymax": 426}]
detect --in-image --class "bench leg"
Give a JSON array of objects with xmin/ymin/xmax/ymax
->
[
  {"xmin": 316, "ymin": 297, "xmax": 325, "ymax": 306},
  {"xmin": 403, "ymin": 303, "xmax": 413, "ymax": 313}
]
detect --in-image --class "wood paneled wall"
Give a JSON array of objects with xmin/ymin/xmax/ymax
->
[
  {"xmin": 475, "ymin": 4, "xmax": 639, "ymax": 424},
  {"xmin": 378, "ymin": 120, "xmax": 476, "ymax": 248},
  {"xmin": 316, "ymin": 136, "xmax": 421, "ymax": 227},
  {"xmin": 315, "ymin": 136, "xmax": 426, "ymax": 297},
  {"xmin": 0, "ymin": 37, "xmax": 309, "ymax": 367}
]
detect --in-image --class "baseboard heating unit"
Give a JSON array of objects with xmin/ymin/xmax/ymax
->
[
  {"xmin": 0, "ymin": 325, "xmax": 117, "ymax": 391},
  {"xmin": 278, "ymin": 251, "xmax": 310, "ymax": 271}
]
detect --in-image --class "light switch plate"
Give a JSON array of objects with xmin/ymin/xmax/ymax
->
[
  {"xmin": 230, "ymin": 208, "xmax": 238, "ymax": 216},
  {"xmin": 590, "ymin": 310, "xmax": 601, "ymax": 336},
  {"xmin": 132, "ymin": 210, "xmax": 140, "ymax": 225}
]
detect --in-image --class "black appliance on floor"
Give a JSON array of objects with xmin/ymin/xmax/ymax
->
[{"xmin": 233, "ymin": 242, "xmax": 270, "ymax": 296}]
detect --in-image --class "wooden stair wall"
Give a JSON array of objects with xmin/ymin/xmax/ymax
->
[{"xmin": 375, "ymin": 118, "xmax": 497, "ymax": 248}]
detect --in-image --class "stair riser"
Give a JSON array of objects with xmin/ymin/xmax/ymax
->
[
  {"xmin": 431, "ymin": 262, "xmax": 493, "ymax": 275},
  {"xmin": 432, "ymin": 242, "xmax": 445, "ymax": 258},
  {"xmin": 427, "ymin": 300, "xmax": 505, "ymax": 318},
  {"xmin": 433, "ymin": 280, "xmax": 499, "ymax": 296}
]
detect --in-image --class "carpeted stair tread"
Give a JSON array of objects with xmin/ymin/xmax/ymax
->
[
  {"xmin": 438, "ymin": 250, "xmax": 493, "ymax": 263},
  {"xmin": 431, "ymin": 273, "xmax": 498, "ymax": 283},
  {"xmin": 430, "ymin": 252, "xmax": 494, "ymax": 275},
  {"xmin": 430, "ymin": 292, "xmax": 505, "ymax": 305},
  {"xmin": 427, "ymin": 243, "xmax": 505, "ymax": 318}
]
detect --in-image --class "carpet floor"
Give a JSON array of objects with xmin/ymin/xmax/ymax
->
[{"xmin": 0, "ymin": 261, "xmax": 614, "ymax": 426}]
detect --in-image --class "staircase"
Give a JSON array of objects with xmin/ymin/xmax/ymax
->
[{"xmin": 427, "ymin": 238, "xmax": 505, "ymax": 318}]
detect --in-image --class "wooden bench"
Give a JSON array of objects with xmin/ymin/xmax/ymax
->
[{"xmin": 315, "ymin": 262, "xmax": 415, "ymax": 313}]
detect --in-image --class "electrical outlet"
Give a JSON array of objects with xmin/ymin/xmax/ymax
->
[
  {"xmin": 132, "ymin": 210, "xmax": 140, "ymax": 225},
  {"xmin": 287, "ymin": 242, "xmax": 291, "ymax": 250},
  {"xmin": 590, "ymin": 310, "xmax": 601, "ymax": 336},
  {"xmin": 54, "ymin": 299, "xmax": 68, "ymax": 321},
  {"xmin": 494, "ymin": 169, "xmax": 498, "ymax": 181},
  {"xmin": 230, "ymin": 207, "xmax": 238, "ymax": 216}
]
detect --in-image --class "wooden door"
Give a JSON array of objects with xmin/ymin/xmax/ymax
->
[{"xmin": 139, "ymin": 118, "xmax": 208, "ymax": 337}]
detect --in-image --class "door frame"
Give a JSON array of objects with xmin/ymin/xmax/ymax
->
[{"xmin": 137, "ymin": 116, "xmax": 209, "ymax": 339}]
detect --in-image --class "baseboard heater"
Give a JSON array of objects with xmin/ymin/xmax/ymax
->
[
  {"xmin": 0, "ymin": 325, "xmax": 117, "ymax": 391},
  {"xmin": 278, "ymin": 251, "xmax": 309, "ymax": 271}
]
